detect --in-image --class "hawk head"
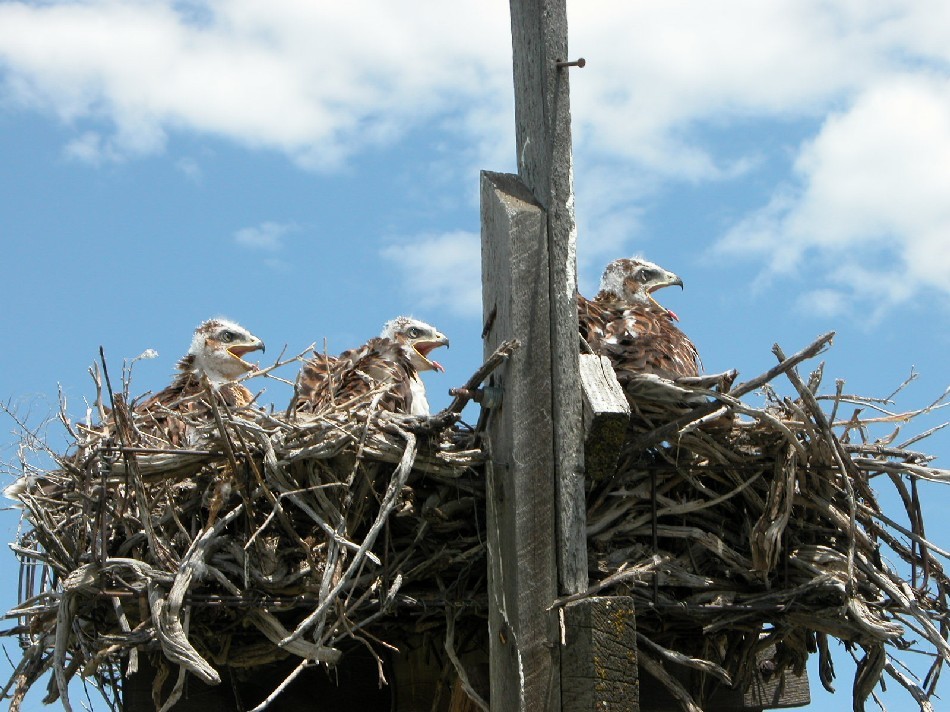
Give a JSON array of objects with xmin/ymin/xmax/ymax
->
[
  {"xmin": 185, "ymin": 318, "xmax": 266, "ymax": 384},
  {"xmin": 380, "ymin": 316, "xmax": 450, "ymax": 372},
  {"xmin": 598, "ymin": 257, "xmax": 684, "ymax": 318}
]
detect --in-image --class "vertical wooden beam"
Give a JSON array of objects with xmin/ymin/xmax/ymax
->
[
  {"xmin": 561, "ymin": 597, "xmax": 639, "ymax": 711},
  {"xmin": 481, "ymin": 170, "xmax": 560, "ymax": 712},
  {"xmin": 478, "ymin": 3, "xmax": 588, "ymax": 710},
  {"xmin": 509, "ymin": 0, "xmax": 587, "ymax": 598}
]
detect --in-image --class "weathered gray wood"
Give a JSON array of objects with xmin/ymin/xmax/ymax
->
[
  {"xmin": 738, "ymin": 664, "xmax": 810, "ymax": 710},
  {"xmin": 561, "ymin": 597, "xmax": 640, "ymax": 711},
  {"xmin": 481, "ymin": 169, "xmax": 561, "ymax": 712},
  {"xmin": 510, "ymin": 0, "xmax": 570, "ymax": 202},
  {"xmin": 579, "ymin": 354, "xmax": 630, "ymax": 481},
  {"xmin": 509, "ymin": 0, "xmax": 587, "ymax": 598}
]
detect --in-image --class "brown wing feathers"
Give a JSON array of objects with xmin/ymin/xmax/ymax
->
[
  {"xmin": 293, "ymin": 340, "xmax": 415, "ymax": 415},
  {"xmin": 293, "ymin": 317, "xmax": 448, "ymax": 417},
  {"xmin": 579, "ymin": 258, "xmax": 702, "ymax": 395}
]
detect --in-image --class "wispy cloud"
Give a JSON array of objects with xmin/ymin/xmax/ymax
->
[
  {"xmin": 0, "ymin": 1, "xmax": 511, "ymax": 170},
  {"xmin": 234, "ymin": 221, "xmax": 298, "ymax": 251},
  {"xmin": 716, "ymin": 75, "xmax": 950, "ymax": 314},
  {"xmin": 380, "ymin": 231, "xmax": 481, "ymax": 317},
  {"xmin": 569, "ymin": 2, "xmax": 924, "ymax": 176},
  {"xmin": 4, "ymin": 1, "xmax": 950, "ymax": 316},
  {"xmin": 62, "ymin": 131, "xmax": 103, "ymax": 164},
  {"xmin": 176, "ymin": 157, "xmax": 202, "ymax": 183}
]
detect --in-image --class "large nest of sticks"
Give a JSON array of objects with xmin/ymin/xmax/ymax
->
[
  {"xmin": 3, "ymin": 332, "xmax": 949, "ymax": 712},
  {"xmin": 1, "ymin": 345, "xmax": 508, "ymax": 712},
  {"xmin": 582, "ymin": 332, "xmax": 950, "ymax": 712}
]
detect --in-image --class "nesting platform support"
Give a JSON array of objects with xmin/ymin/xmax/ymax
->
[
  {"xmin": 480, "ymin": 171, "xmax": 641, "ymax": 712},
  {"xmin": 508, "ymin": 0, "xmax": 588, "ymax": 597},
  {"xmin": 579, "ymin": 354, "xmax": 631, "ymax": 481},
  {"xmin": 480, "ymin": 170, "xmax": 561, "ymax": 710},
  {"xmin": 478, "ymin": 1, "xmax": 640, "ymax": 709},
  {"xmin": 561, "ymin": 596, "xmax": 639, "ymax": 710}
]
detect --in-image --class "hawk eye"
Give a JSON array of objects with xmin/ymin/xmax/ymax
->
[
  {"xmin": 638, "ymin": 269, "xmax": 658, "ymax": 282},
  {"xmin": 221, "ymin": 331, "xmax": 236, "ymax": 342},
  {"xmin": 407, "ymin": 327, "xmax": 422, "ymax": 339}
]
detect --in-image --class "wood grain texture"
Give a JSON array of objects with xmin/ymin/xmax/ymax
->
[
  {"xmin": 509, "ymin": 0, "xmax": 587, "ymax": 598},
  {"xmin": 579, "ymin": 354, "xmax": 630, "ymax": 482},
  {"xmin": 561, "ymin": 597, "xmax": 640, "ymax": 711},
  {"xmin": 481, "ymin": 170, "xmax": 560, "ymax": 712}
]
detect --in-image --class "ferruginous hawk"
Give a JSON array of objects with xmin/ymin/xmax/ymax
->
[
  {"xmin": 578, "ymin": 258, "xmax": 700, "ymax": 397},
  {"xmin": 133, "ymin": 318, "xmax": 265, "ymax": 446},
  {"xmin": 293, "ymin": 316, "xmax": 449, "ymax": 417}
]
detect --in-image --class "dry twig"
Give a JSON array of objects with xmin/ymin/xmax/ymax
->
[{"xmin": 3, "ymin": 333, "xmax": 949, "ymax": 712}]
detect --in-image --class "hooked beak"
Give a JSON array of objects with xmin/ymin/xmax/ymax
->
[
  {"xmin": 646, "ymin": 272, "xmax": 683, "ymax": 294},
  {"xmin": 414, "ymin": 333, "xmax": 450, "ymax": 372},
  {"xmin": 227, "ymin": 338, "xmax": 266, "ymax": 370},
  {"xmin": 647, "ymin": 272, "xmax": 683, "ymax": 320}
]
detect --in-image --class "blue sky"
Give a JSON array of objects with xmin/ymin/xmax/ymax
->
[{"xmin": 1, "ymin": 1, "xmax": 949, "ymax": 710}]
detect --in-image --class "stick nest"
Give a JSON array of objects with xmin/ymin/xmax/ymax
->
[
  {"xmin": 3, "ymin": 333, "xmax": 950, "ymax": 712},
  {"xmin": 581, "ymin": 332, "xmax": 950, "ymax": 712},
  {"xmin": 1, "ymin": 342, "xmax": 503, "ymax": 712}
]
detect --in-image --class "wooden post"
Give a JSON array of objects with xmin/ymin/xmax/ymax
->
[
  {"xmin": 479, "ymin": 1, "xmax": 586, "ymax": 709},
  {"xmin": 481, "ymin": 170, "xmax": 560, "ymax": 712},
  {"xmin": 479, "ymin": 3, "xmax": 641, "ymax": 711},
  {"xmin": 508, "ymin": 0, "xmax": 588, "ymax": 598},
  {"xmin": 479, "ymin": 1, "xmax": 585, "ymax": 707},
  {"xmin": 561, "ymin": 597, "xmax": 639, "ymax": 710}
]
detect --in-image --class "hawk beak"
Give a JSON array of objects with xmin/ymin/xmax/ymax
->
[
  {"xmin": 647, "ymin": 272, "xmax": 683, "ymax": 293},
  {"xmin": 414, "ymin": 333, "xmax": 450, "ymax": 372},
  {"xmin": 228, "ymin": 338, "xmax": 266, "ymax": 369},
  {"xmin": 647, "ymin": 273, "xmax": 683, "ymax": 320}
]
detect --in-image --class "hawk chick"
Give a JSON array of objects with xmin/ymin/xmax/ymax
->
[
  {"xmin": 294, "ymin": 316, "xmax": 449, "ymax": 417},
  {"xmin": 579, "ymin": 257, "xmax": 700, "ymax": 391},
  {"xmin": 134, "ymin": 318, "xmax": 265, "ymax": 446}
]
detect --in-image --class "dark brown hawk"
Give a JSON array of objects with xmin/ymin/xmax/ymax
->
[
  {"xmin": 132, "ymin": 318, "xmax": 265, "ymax": 447},
  {"xmin": 578, "ymin": 257, "xmax": 701, "ymax": 395},
  {"xmin": 292, "ymin": 316, "xmax": 449, "ymax": 417}
]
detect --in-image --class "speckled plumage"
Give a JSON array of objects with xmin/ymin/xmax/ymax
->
[
  {"xmin": 579, "ymin": 258, "xmax": 700, "ymax": 390},
  {"xmin": 133, "ymin": 318, "xmax": 265, "ymax": 446},
  {"xmin": 293, "ymin": 317, "xmax": 449, "ymax": 417}
]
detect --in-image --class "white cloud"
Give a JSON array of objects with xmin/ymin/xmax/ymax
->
[
  {"xmin": 795, "ymin": 288, "xmax": 850, "ymax": 319},
  {"xmin": 568, "ymin": 1, "xmax": 950, "ymax": 176},
  {"xmin": 380, "ymin": 231, "xmax": 481, "ymax": 317},
  {"xmin": 262, "ymin": 257, "xmax": 291, "ymax": 273},
  {"xmin": 1, "ymin": 1, "xmax": 944, "ymax": 181},
  {"xmin": 716, "ymin": 75, "xmax": 950, "ymax": 313},
  {"xmin": 4, "ymin": 0, "xmax": 950, "ymax": 317},
  {"xmin": 1, "ymin": 0, "xmax": 946, "ymax": 177},
  {"xmin": 0, "ymin": 0, "xmax": 511, "ymax": 169},
  {"xmin": 234, "ymin": 221, "xmax": 297, "ymax": 251},
  {"xmin": 63, "ymin": 131, "xmax": 112, "ymax": 165}
]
